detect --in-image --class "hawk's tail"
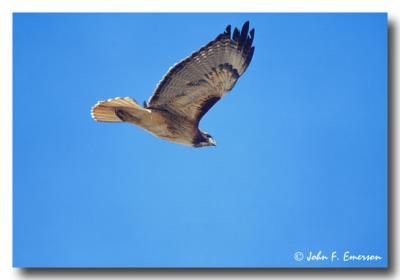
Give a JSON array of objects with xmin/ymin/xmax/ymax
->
[{"xmin": 91, "ymin": 97, "xmax": 143, "ymax": 122}]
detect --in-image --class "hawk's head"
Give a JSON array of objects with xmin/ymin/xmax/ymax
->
[{"xmin": 193, "ymin": 131, "xmax": 217, "ymax": 148}]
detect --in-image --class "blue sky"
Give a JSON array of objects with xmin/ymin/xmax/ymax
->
[{"xmin": 13, "ymin": 13, "xmax": 387, "ymax": 267}]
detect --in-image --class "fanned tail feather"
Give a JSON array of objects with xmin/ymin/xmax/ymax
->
[{"xmin": 91, "ymin": 97, "xmax": 142, "ymax": 122}]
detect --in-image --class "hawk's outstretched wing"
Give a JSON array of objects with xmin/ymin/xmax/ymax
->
[{"xmin": 146, "ymin": 21, "xmax": 255, "ymax": 125}]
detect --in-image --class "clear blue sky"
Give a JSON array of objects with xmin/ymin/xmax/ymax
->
[{"xmin": 13, "ymin": 13, "xmax": 387, "ymax": 268}]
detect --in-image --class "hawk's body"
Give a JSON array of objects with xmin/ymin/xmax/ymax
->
[{"xmin": 91, "ymin": 21, "xmax": 255, "ymax": 147}]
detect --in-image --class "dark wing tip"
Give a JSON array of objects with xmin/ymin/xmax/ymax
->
[
  {"xmin": 225, "ymin": 24, "xmax": 231, "ymax": 36},
  {"xmin": 226, "ymin": 21, "xmax": 255, "ymax": 73},
  {"xmin": 244, "ymin": 28, "xmax": 255, "ymax": 52},
  {"xmin": 250, "ymin": 28, "xmax": 255, "ymax": 40},
  {"xmin": 242, "ymin": 21, "xmax": 250, "ymax": 33},
  {"xmin": 233, "ymin": 27, "xmax": 240, "ymax": 41},
  {"xmin": 238, "ymin": 21, "xmax": 250, "ymax": 49}
]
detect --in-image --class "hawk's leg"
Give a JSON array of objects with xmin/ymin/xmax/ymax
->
[{"xmin": 115, "ymin": 109, "xmax": 140, "ymax": 123}]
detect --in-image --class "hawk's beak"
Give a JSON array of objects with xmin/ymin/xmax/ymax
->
[{"xmin": 209, "ymin": 138, "xmax": 217, "ymax": 146}]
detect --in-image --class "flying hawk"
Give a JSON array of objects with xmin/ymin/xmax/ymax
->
[{"xmin": 91, "ymin": 21, "xmax": 255, "ymax": 147}]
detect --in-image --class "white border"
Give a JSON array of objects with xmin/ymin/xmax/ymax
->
[
  {"xmin": 5, "ymin": 0, "xmax": 400, "ymax": 12},
  {"xmin": 1, "ymin": 1, "xmax": 398, "ymax": 279}
]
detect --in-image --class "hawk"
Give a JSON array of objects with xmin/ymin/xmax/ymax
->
[{"xmin": 91, "ymin": 21, "xmax": 255, "ymax": 147}]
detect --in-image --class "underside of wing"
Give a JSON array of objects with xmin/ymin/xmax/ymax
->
[{"xmin": 146, "ymin": 21, "xmax": 255, "ymax": 124}]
